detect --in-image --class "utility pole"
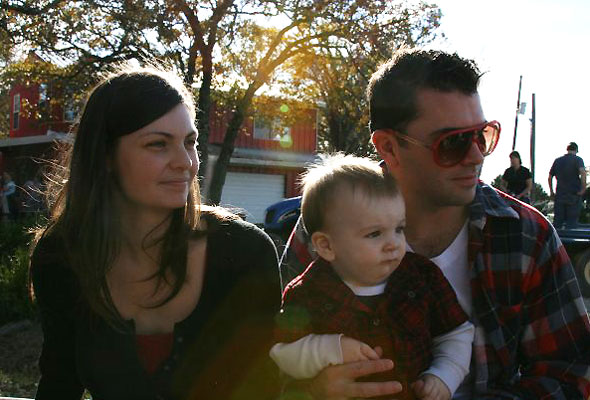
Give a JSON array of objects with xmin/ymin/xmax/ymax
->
[
  {"xmin": 512, "ymin": 75, "xmax": 523, "ymax": 151},
  {"xmin": 529, "ymin": 93, "xmax": 536, "ymax": 202}
]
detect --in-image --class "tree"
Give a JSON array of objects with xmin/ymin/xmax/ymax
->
[
  {"xmin": 2, "ymin": 0, "xmax": 444, "ymax": 204},
  {"xmin": 206, "ymin": 1, "xmax": 444, "ymax": 202},
  {"xmin": 282, "ymin": 2, "xmax": 442, "ymax": 156}
]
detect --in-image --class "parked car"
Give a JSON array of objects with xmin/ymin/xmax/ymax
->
[
  {"xmin": 558, "ymin": 227, "xmax": 590, "ymax": 297},
  {"xmin": 534, "ymin": 199, "xmax": 590, "ymax": 297},
  {"xmin": 263, "ymin": 196, "xmax": 301, "ymax": 251}
]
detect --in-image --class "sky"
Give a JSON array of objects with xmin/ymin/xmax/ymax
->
[{"xmin": 416, "ymin": 0, "xmax": 590, "ymax": 192}]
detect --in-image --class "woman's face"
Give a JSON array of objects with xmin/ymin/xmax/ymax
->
[{"xmin": 112, "ymin": 103, "xmax": 199, "ymax": 214}]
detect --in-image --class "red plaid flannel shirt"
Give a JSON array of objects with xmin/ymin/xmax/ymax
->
[
  {"xmin": 276, "ymin": 253, "xmax": 468, "ymax": 400},
  {"xmin": 281, "ymin": 183, "xmax": 590, "ymax": 399}
]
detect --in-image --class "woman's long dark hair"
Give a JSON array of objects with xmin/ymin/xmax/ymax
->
[{"xmin": 35, "ymin": 64, "xmax": 205, "ymax": 328}]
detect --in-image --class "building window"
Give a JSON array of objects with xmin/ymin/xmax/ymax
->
[
  {"xmin": 253, "ymin": 117, "xmax": 291, "ymax": 141},
  {"xmin": 12, "ymin": 93, "xmax": 20, "ymax": 130},
  {"xmin": 38, "ymin": 83, "xmax": 50, "ymax": 120},
  {"xmin": 62, "ymin": 86, "xmax": 78, "ymax": 122},
  {"xmin": 39, "ymin": 83, "xmax": 48, "ymax": 104},
  {"xmin": 63, "ymin": 97, "xmax": 76, "ymax": 122}
]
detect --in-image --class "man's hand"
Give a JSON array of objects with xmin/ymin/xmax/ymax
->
[
  {"xmin": 308, "ymin": 359, "xmax": 402, "ymax": 400},
  {"xmin": 340, "ymin": 336, "xmax": 380, "ymax": 363},
  {"xmin": 411, "ymin": 374, "xmax": 451, "ymax": 400}
]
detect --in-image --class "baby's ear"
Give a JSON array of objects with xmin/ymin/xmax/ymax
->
[{"xmin": 311, "ymin": 231, "xmax": 335, "ymax": 262}]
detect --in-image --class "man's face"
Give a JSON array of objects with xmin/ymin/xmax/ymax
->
[{"xmin": 389, "ymin": 89, "xmax": 486, "ymax": 208}]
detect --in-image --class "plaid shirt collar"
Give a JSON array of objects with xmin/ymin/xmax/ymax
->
[{"xmin": 469, "ymin": 182, "xmax": 519, "ymax": 230}]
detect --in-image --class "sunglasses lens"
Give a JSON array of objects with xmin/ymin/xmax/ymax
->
[
  {"xmin": 435, "ymin": 122, "xmax": 500, "ymax": 166},
  {"xmin": 437, "ymin": 131, "xmax": 473, "ymax": 166},
  {"xmin": 481, "ymin": 123, "xmax": 499, "ymax": 155}
]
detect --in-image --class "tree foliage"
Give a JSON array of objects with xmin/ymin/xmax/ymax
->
[
  {"xmin": 1, "ymin": 0, "xmax": 443, "ymax": 203},
  {"xmin": 281, "ymin": 2, "xmax": 442, "ymax": 155}
]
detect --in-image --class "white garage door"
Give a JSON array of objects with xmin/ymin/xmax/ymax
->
[{"xmin": 221, "ymin": 172, "xmax": 285, "ymax": 224}]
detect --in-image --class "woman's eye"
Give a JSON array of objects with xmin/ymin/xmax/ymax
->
[
  {"xmin": 185, "ymin": 138, "xmax": 197, "ymax": 147},
  {"xmin": 147, "ymin": 141, "xmax": 166, "ymax": 148}
]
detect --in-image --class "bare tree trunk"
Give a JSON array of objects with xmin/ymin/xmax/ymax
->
[
  {"xmin": 196, "ymin": 66, "xmax": 212, "ymax": 199},
  {"xmin": 208, "ymin": 88, "xmax": 256, "ymax": 204}
]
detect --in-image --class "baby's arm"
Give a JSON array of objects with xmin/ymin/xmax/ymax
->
[
  {"xmin": 269, "ymin": 334, "xmax": 379, "ymax": 379},
  {"xmin": 414, "ymin": 321, "xmax": 474, "ymax": 398}
]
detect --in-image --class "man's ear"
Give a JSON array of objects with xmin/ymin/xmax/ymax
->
[
  {"xmin": 311, "ymin": 231, "xmax": 335, "ymax": 262},
  {"xmin": 371, "ymin": 129, "xmax": 400, "ymax": 169}
]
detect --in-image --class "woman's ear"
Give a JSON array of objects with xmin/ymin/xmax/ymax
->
[
  {"xmin": 371, "ymin": 130, "xmax": 400, "ymax": 169},
  {"xmin": 311, "ymin": 231, "xmax": 335, "ymax": 262}
]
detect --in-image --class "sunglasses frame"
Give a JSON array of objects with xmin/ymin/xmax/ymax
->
[{"xmin": 388, "ymin": 120, "xmax": 501, "ymax": 167}]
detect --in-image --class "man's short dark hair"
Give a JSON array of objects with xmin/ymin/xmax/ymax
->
[
  {"xmin": 367, "ymin": 48, "xmax": 482, "ymax": 133},
  {"xmin": 567, "ymin": 142, "xmax": 578, "ymax": 152}
]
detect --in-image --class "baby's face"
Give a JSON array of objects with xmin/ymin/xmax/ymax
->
[{"xmin": 322, "ymin": 188, "xmax": 406, "ymax": 287}]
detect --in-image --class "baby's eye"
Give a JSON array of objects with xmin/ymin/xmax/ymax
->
[
  {"xmin": 365, "ymin": 231, "xmax": 381, "ymax": 238},
  {"xmin": 396, "ymin": 225, "xmax": 405, "ymax": 234}
]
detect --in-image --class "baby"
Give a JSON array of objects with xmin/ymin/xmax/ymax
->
[{"xmin": 271, "ymin": 154, "xmax": 474, "ymax": 400}]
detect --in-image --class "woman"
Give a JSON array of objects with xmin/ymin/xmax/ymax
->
[
  {"xmin": 30, "ymin": 65, "xmax": 281, "ymax": 399},
  {"xmin": 500, "ymin": 150, "xmax": 533, "ymax": 204}
]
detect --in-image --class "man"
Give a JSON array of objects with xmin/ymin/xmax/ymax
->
[
  {"xmin": 500, "ymin": 151, "xmax": 532, "ymax": 204},
  {"xmin": 281, "ymin": 49, "xmax": 590, "ymax": 399},
  {"xmin": 549, "ymin": 142, "xmax": 586, "ymax": 229}
]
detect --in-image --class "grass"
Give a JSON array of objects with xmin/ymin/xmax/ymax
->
[{"xmin": 0, "ymin": 321, "xmax": 41, "ymax": 398}]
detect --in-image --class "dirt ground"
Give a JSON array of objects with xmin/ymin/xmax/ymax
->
[{"xmin": 0, "ymin": 320, "xmax": 42, "ymax": 398}]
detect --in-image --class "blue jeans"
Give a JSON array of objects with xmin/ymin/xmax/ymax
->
[{"xmin": 554, "ymin": 193, "xmax": 582, "ymax": 229}]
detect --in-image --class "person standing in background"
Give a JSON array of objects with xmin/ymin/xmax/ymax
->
[
  {"xmin": 500, "ymin": 151, "xmax": 532, "ymax": 203},
  {"xmin": 2, "ymin": 172, "xmax": 17, "ymax": 220},
  {"xmin": 549, "ymin": 142, "xmax": 586, "ymax": 229}
]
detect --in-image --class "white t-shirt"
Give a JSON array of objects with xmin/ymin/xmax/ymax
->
[
  {"xmin": 407, "ymin": 221, "xmax": 473, "ymax": 398},
  {"xmin": 420, "ymin": 221, "xmax": 472, "ymax": 317}
]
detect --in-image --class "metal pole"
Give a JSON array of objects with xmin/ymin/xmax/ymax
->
[
  {"xmin": 530, "ymin": 93, "xmax": 536, "ymax": 202},
  {"xmin": 512, "ymin": 75, "xmax": 523, "ymax": 151}
]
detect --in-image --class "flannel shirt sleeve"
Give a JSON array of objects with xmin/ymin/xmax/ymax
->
[{"xmin": 489, "ymin": 222, "xmax": 590, "ymax": 399}]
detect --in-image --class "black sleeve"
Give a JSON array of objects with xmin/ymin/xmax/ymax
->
[
  {"xmin": 219, "ymin": 219, "xmax": 282, "ymax": 399},
  {"xmin": 175, "ymin": 217, "xmax": 282, "ymax": 400},
  {"xmin": 30, "ymin": 233, "xmax": 84, "ymax": 399},
  {"xmin": 502, "ymin": 167, "xmax": 510, "ymax": 181},
  {"xmin": 523, "ymin": 167, "xmax": 532, "ymax": 180}
]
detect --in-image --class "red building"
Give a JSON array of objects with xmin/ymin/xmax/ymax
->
[{"xmin": 1, "ymin": 81, "xmax": 317, "ymax": 223}]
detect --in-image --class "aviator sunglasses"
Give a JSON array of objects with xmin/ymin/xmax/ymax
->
[{"xmin": 387, "ymin": 120, "xmax": 501, "ymax": 167}]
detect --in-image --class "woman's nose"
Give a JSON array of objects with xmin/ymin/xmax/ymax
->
[{"xmin": 171, "ymin": 145, "xmax": 193, "ymax": 170}]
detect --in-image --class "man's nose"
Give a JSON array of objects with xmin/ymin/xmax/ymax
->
[{"xmin": 462, "ymin": 137, "xmax": 485, "ymax": 165}]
